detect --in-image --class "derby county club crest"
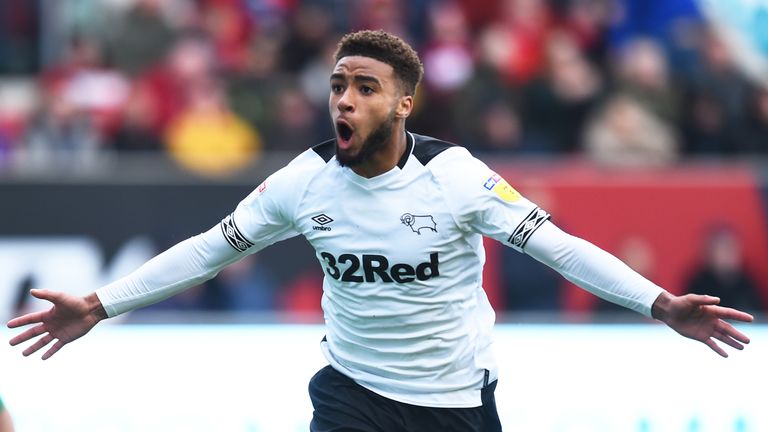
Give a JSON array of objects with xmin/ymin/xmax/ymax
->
[{"xmin": 400, "ymin": 213, "xmax": 437, "ymax": 235}]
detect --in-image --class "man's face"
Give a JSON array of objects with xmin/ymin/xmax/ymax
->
[{"xmin": 329, "ymin": 56, "xmax": 403, "ymax": 167}]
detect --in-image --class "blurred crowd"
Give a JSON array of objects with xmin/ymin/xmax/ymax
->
[
  {"xmin": 1, "ymin": 0, "xmax": 766, "ymax": 317},
  {"xmin": 0, "ymin": 0, "xmax": 767, "ymax": 177}
]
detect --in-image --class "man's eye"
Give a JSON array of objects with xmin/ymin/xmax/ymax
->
[
  {"xmin": 361, "ymin": 86, "xmax": 374, "ymax": 95},
  {"xmin": 331, "ymin": 84, "xmax": 344, "ymax": 93}
]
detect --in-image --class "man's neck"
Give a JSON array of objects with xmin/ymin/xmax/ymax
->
[{"xmin": 350, "ymin": 128, "xmax": 408, "ymax": 178}]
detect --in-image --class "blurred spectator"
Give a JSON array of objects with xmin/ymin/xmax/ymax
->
[
  {"xmin": 453, "ymin": 25, "xmax": 524, "ymax": 153},
  {"xmin": 489, "ymin": 0, "xmax": 558, "ymax": 85},
  {"xmin": 690, "ymin": 30, "xmax": 752, "ymax": 120},
  {"xmin": 683, "ymin": 29, "xmax": 753, "ymax": 155},
  {"xmin": 41, "ymin": 37, "xmax": 130, "ymax": 139},
  {"xmin": 265, "ymin": 85, "xmax": 325, "ymax": 152},
  {"xmin": 280, "ymin": 3, "xmax": 336, "ymax": 73},
  {"xmin": 614, "ymin": 37, "xmax": 681, "ymax": 125},
  {"xmin": 480, "ymin": 103, "xmax": 525, "ymax": 154},
  {"xmin": 41, "ymin": 37, "xmax": 101, "ymax": 92},
  {"xmin": 0, "ymin": 80, "xmax": 37, "ymax": 166},
  {"xmin": 300, "ymin": 36, "xmax": 342, "ymax": 108},
  {"xmin": 227, "ymin": 34, "xmax": 293, "ymax": 149},
  {"xmin": 560, "ymin": 0, "xmax": 612, "ymax": 68},
  {"xmin": 56, "ymin": 0, "xmax": 115, "ymax": 42},
  {"xmin": 456, "ymin": 0, "xmax": 502, "ymax": 32},
  {"xmin": 410, "ymin": 1, "xmax": 475, "ymax": 143},
  {"xmin": 165, "ymin": 78, "xmax": 261, "ymax": 176},
  {"xmin": 523, "ymin": 31, "xmax": 605, "ymax": 153},
  {"xmin": 18, "ymin": 91, "xmax": 101, "ymax": 170},
  {"xmin": 738, "ymin": 88, "xmax": 768, "ymax": 155},
  {"xmin": 107, "ymin": 0, "xmax": 177, "ymax": 77},
  {"xmin": 684, "ymin": 226, "xmax": 765, "ymax": 313},
  {"xmin": 0, "ymin": 0, "xmax": 40, "ymax": 74},
  {"xmin": 350, "ymin": 0, "xmax": 410, "ymax": 40},
  {"xmin": 583, "ymin": 94, "xmax": 678, "ymax": 166},
  {"xmin": 240, "ymin": 0, "xmax": 296, "ymax": 34},
  {"xmin": 111, "ymin": 84, "xmax": 164, "ymax": 152},
  {"xmin": 421, "ymin": 2, "xmax": 474, "ymax": 96},
  {"xmin": 198, "ymin": 0, "xmax": 254, "ymax": 72},
  {"xmin": 136, "ymin": 34, "xmax": 216, "ymax": 133},
  {"xmin": 681, "ymin": 89, "xmax": 740, "ymax": 156},
  {"xmin": 297, "ymin": 36, "xmax": 340, "ymax": 142}
]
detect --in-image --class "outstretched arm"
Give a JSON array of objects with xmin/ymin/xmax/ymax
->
[
  {"xmin": 8, "ymin": 156, "xmax": 304, "ymax": 360},
  {"xmin": 525, "ymin": 220, "xmax": 753, "ymax": 357},
  {"xmin": 7, "ymin": 223, "xmax": 243, "ymax": 359}
]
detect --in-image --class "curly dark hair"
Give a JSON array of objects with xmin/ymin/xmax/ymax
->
[{"xmin": 333, "ymin": 30, "xmax": 424, "ymax": 96}]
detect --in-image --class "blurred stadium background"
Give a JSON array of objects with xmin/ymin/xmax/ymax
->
[{"xmin": 0, "ymin": 0, "xmax": 766, "ymax": 430}]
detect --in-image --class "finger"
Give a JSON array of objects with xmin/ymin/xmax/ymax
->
[
  {"xmin": 22, "ymin": 334, "xmax": 55, "ymax": 357},
  {"xmin": 688, "ymin": 294, "xmax": 721, "ymax": 306},
  {"xmin": 717, "ymin": 320, "xmax": 750, "ymax": 344},
  {"xmin": 9, "ymin": 324, "xmax": 47, "ymax": 346},
  {"xmin": 42, "ymin": 340, "xmax": 66, "ymax": 360},
  {"xmin": 713, "ymin": 330, "xmax": 744, "ymax": 351},
  {"xmin": 711, "ymin": 306, "xmax": 754, "ymax": 323},
  {"xmin": 30, "ymin": 289, "xmax": 62, "ymax": 303},
  {"xmin": 7, "ymin": 311, "xmax": 47, "ymax": 328},
  {"xmin": 704, "ymin": 338, "xmax": 728, "ymax": 358}
]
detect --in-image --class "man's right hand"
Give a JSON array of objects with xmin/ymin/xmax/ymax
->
[
  {"xmin": 652, "ymin": 291, "xmax": 753, "ymax": 357},
  {"xmin": 7, "ymin": 289, "xmax": 107, "ymax": 360}
]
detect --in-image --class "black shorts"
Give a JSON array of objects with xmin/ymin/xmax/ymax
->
[{"xmin": 308, "ymin": 365, "xmax": 502, "ymax": 432}]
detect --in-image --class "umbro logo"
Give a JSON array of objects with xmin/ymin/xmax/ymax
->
[
  {"xmin": 312, "ymin": 214, "xmax": 333, "ymax": 225},
  {"xmin": 312, "ymin": 214, "xmax": 333, "ymax": 231}
]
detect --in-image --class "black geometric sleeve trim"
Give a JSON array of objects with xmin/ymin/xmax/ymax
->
[
  {"xmin": 507, "ymin": 207, "xmax": 551, "ymax": 249},
  {"xmin": 220, "ymin": 213, "xmax": 255, "ymax": 252}
]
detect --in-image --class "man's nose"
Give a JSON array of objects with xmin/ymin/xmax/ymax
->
[{"xmin": 337, "ymin": 91, "xmax": 354, "ymax": 112}]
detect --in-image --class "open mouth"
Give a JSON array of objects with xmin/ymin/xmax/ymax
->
[{"xmin": 336, "ymin": 121, "xmax": 354, "ymax": 142}]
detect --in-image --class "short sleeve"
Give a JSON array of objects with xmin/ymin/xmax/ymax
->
[{"xmin": 431, "ymin": 147, "xmax": 550, "ymax": 252}]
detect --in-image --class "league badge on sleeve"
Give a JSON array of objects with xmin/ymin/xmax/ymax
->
[{"xmin": 483, "ymin": 172, "xmax": 521, "ymax": 202}]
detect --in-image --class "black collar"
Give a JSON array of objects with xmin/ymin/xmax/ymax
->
[{"xmin": 396, "ymin": 131, "xmax": 413, "ymax": 169}]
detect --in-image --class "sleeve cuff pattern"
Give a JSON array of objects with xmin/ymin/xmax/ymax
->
[
  {"xmin": 220, "ymin": 213, "xmax": 255, "ymax": 252},
  {"xmin": 508, "ymin": 207, "xmax": 551, "ymax": 249}
]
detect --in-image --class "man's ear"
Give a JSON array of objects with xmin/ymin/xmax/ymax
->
[{"xmin": 395, "ymin": 95, "xmax": 414, "ymax": 119}]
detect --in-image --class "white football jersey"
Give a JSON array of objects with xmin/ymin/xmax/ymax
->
[{"xmin": 225, "ymin": 132, "xmax": 549, "ymax": 408}]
